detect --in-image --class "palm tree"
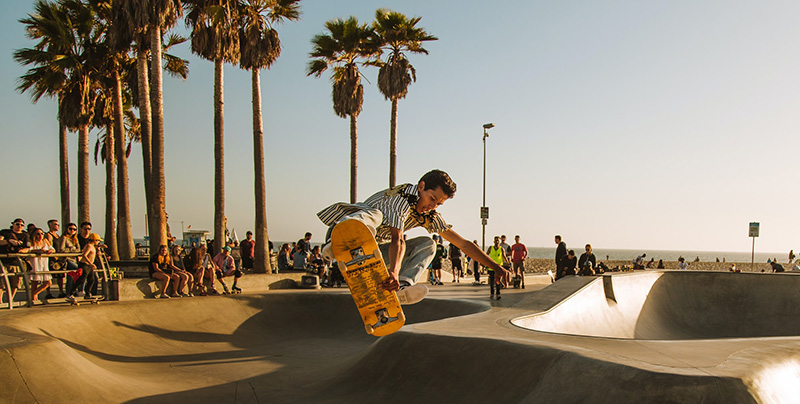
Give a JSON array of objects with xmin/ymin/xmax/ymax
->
[
  {"xmin": 185, "ymin": 0, "xmax": 241, "ymax": 254},
  {"xmin": 15, "ymin": 0, "xmax": 74, "ymax": 226},
  {"xmin": 117, "ymin": 0, "xmax": 182, "ymax": 250},
  {"xmin": 372, "ymin": 9, "xmax": 437, "ymax": 188},
  {"xmin": 239, "ymin": 0, "xmax": 301, "ymax": 273},
  {"xmin": 92, "ymin": 93, "xmax": 119, "ymax": 261},
  {"xmin": 308, "ymin": 17, "xmax": 379, "ymax": 203}
]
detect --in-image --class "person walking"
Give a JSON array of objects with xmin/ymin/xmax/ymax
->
[
  {"xmin": 486, "ymin": 236, "xmax": 509, "ymax": 300},
  {"xmin": 510, "ymin": 235, "xmax": 528, "ymax": 288}
]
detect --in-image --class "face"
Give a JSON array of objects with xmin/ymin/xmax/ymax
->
[
  {"xmin": 159, "ymin": 246, "xmax": 168, "ymax": 255},
  {"xmin": 12, "ymin": 221, "xmax": 25, "ymax": 232},
  {"xmin": 49, "ymin": 222, "xmax": 59, "ymax": 231},
  {"xmin": 585, "ymin": 245, "xmax": 592, "ymax": 253},
  {"xmin": 67, "ymin": 224, "xmax": 77, "ymax": 234},
  {"xmin": 415, "ymin": 183, "xmax": 450, "ymax": 214},
  {"xmin": 493, "ymin": 237, "xmax": 500, "ymax": 246},
  {"xmin": 515, "ymin": 236, "xmax": 520, "ymax": 243},
  {"xmin": 81, "ymin": 224, "xmax": 92, "ymax": 236},
  {"xmin": 172, "ymin": 246, "xmax": 181, "ymax": 255},
  {"xmin": 34, "ymin": 229, "xmax": 44, "ymax": 240},
  {"xmin": 554, "ymin": 236, "xmax": 560, "ymax": 244}
]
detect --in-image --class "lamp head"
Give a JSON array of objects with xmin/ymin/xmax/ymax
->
[{"xmin": 483, "ymin": 123, "xmax": 495, "ymax": 129}]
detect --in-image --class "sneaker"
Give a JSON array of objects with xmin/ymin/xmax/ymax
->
[
  {"xmin": 160, "ymin": 294, "xmax": 170, "ymax": 299},
  {"xmin": 496, "ymin": 295, "xmax": 502, "ymax": 300},
  {"xmin": 179, "ymin": 293, "xmax": 190, "ymax": 297},
  {"xmin": 396, "ymin": 284, "xmax": 428, "ymax": 305},
  {"xmin": 76, "ymin": 291, "xmax": 85, "ymax": 298},
  {"xmin": 84, "ymin": 293, "xmax": 93, "ymax": 300}
]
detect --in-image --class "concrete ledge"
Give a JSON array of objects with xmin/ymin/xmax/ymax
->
[{"xmin": 117, "ymin": 272, "xmax": 305, "ymax": 300}]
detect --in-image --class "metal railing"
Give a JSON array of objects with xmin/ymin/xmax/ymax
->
[{"xmin": 0, "ymin": 251, "xmax": 111, "ymax": 310}]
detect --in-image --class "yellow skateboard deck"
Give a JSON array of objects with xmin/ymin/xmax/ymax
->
[{"xmin": 331, "ymin": 219, "xmax": 405, "ymax": 336}]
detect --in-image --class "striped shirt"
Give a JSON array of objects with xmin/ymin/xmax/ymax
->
[{"xmin": 317, "ymin": 183, "xmax": 451, "ymax": 243}]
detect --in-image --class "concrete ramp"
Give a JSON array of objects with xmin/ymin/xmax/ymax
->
[
  {"xmin": 513, "ymin": 271, "xmax": 800, "ymax": 339},
  {"xmin": 3, "ymin": 273, "xmax": 800, "ymax": 403}
]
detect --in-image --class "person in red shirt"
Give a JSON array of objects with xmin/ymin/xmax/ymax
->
[{"xmin": 510, "ymin": 235, "xmax": 528, "ymax": 288}]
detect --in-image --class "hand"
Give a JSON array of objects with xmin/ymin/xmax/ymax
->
[{"xmin": 378, "ymin": 273, "xmax": 400, "ymax": 292}]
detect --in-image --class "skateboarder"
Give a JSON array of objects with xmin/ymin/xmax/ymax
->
[{"xmin": 319, "ymin": 169, "xmax": 510, "ymax": 304}]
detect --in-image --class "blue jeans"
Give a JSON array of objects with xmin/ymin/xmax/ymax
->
[{"xmin": 327, "ymin": 207, "xmax": 436, "ymax": 286}]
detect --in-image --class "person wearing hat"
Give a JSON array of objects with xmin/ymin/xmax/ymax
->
[
  {"xmin": 67, "ymin": 233, "xmax": 101, "ymax": 300},
  {"xmin": 213, "ymin": 246, "xmax": 243, "ymax": 293}
]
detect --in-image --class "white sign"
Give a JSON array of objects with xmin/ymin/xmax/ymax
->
[{"xmin": 749, "ymin": 222, "xmax": 760, "ymax": 237}]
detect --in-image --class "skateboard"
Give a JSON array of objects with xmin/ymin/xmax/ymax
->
[
  {"xmin": 512, "ymin": 275, "xmax": 522, "ymax": 289},
  {"xmin": 67, "ymin": 296, "xmax": 104, "ymax": 306},
  {"xmin": 331, "ymin": 219, "xmax": 405, "ymax": 337}
]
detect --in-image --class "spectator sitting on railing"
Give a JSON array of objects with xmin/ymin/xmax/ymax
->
[
  {"xmin": 292, "ymin": 247, "xmax": 308, "ymax": 271},
  {"xmin": 213, "ymin": 246, "xmax": 242, "ymax": 293},
  {"xmin": 277, "ymin": 244, "xmax": 292, "ymax": 273},
  {"xmin": 0, "ymin": 218, "xmax": 31, "ymax": 305},
  {"xmin": 150, "ymin": 244, "xmax": 182, "ymax": 298},
  {"xmin": 308, "ymin": 245, "xmax": 326, "ymax": 278},
  {"xmin": 27, "ymin": 228, "xmax": 55, "ymax": 304},
  {"xmin": 189, "ymin": 244, "xmax": 220, "ymax": 296},
  {"xmin": 67, "ymin": 233, "xmax": 101, "ymax": 300},
  {"xmin": 169, "ymin": 244, "xmax": 194, "ymax": 297},
  {"xmin": 55, "ymin": 223, "xmax": 82, "ymax": 297}
]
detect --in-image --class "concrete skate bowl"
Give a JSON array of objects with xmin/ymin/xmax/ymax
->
[
  {"xmin": 512, "ymin": 271, "xmax": 800, "ymax": 340},
  {"xmin": 0, "ymin": 292, "xmax": 488, "ymax": 404}
]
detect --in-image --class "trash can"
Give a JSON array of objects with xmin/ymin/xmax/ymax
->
[{"xmin": 108, "ymin": 279, "xmax": 120, "ymax": 301}]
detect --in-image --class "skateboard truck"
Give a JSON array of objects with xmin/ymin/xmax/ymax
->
[{"xmin": 365, "ymin": 308, "xmax": 404, "ymax": 334}]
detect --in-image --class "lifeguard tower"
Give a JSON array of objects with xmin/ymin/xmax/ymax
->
[{"xmin": 183, "ymin": 230, "xmax": 210, "ymax": 249}]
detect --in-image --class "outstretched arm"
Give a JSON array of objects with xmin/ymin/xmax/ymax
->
[
  {"xmin": 378, "ymin": 227, "xmax": 405, "ymax": 292},
  {"xmin": 440, "ymin": 229, "xmax": 508, "ymax": 276}
]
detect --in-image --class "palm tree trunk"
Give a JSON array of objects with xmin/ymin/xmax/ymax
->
[
  {"xmin": 214, "ymin": 58, "xmax": 225, "ymax": 255},
  {"xmin": 350, "ymin": 114, "xmax": 357, "ymax": 203},
  {"xmin": 104, "ymin": 125, "xmax": 119, "ymax": 261},
  {"xmin": 136, "ymin": 49, "xmax": 155, "ymax": 244},
  {"xmin": 149, "ymin": 26, "xmax": 167, "ymax": 249},
  {"xmin": 58, "ymin": 99, "xmax": 71, "ymax": 226},
  {"xmin": 389, "ymin": 98, "xmax": 398, "ymax": 188},
  {"xmin": 78, "ymin": 125, "xmax": 90, "ymax": 224},
  {"xmin": 251, "ymin": 68, "xmax": 269, "ymax": 273},
  {"xmin": 114, "ymin": 68, "xmax": 134, "ymax": 259}
]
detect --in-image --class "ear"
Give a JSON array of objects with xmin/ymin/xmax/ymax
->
[{"xmin": 417, "ymin": 181, "xmax": 425, "ymax": 192}]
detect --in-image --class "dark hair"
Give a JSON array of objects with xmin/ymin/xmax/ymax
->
[
  {"xmin": 47, "ymin": 219, "xmax": 58, "ymax": 226},
  {"xmin": 419, "ymin": 169, "xmax": 456, "ymax": 198},
  {"xmin": 80, "ymin": 221, "xmax": 92, "ymax": 228},
  {"xmin": 555, "ymin": 235, "xmax": 562, "ymax": 241},
  {"xmin": 246, "ymin": 231, "xmax": 253, "ymax": 236},
  {"xmin": 305, "ymin": 232, "xmax": 312, "ymax": 238}
]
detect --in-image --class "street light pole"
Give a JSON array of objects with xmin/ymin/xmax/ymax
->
[{"xmin": 481, "ymin": 123, "xmax": 494, "ymax": 252}]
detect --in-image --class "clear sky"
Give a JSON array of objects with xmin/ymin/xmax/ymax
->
[{"xmin": 2, "ymin": 0, "xmax": 798, "ymax": 254}]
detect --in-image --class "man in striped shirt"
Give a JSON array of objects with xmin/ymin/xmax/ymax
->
[{"xmin": 319, "ymin": 169, "xmax": 509, "ymax": 304}]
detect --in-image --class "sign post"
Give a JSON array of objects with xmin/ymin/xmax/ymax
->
[{"xmin": 749, "ymin": 222, "xmax": 759, "ymax": 271}]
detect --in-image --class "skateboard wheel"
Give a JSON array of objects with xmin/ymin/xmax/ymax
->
[{"xmin": 364, "ymin": 324, "xmax": 374, "ymax": 334}]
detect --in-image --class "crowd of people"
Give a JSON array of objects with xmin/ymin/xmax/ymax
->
[{"xmin": 0, "ymin": 218, "xmax": 105, "ymax": 306}]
